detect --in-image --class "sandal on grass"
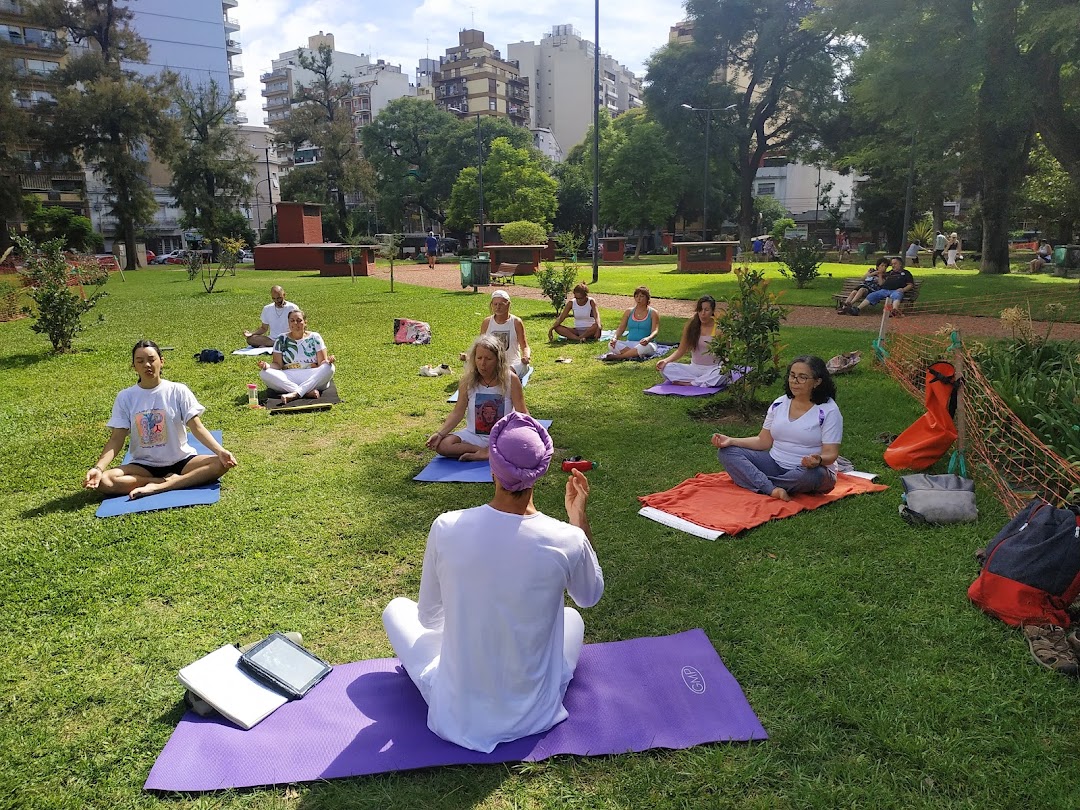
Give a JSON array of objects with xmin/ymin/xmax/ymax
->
[
  {"xmin": 1023, "ymin": 624, "xmax": 1079, "ymax": 677},
  {"xmin": 874, "ymin": 432, "xmax": 899, "ymax": 444}
]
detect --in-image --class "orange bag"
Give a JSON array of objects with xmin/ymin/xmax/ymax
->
[{"xmin": 884, "ymin": 361, "xmax": 959, "ymax": 471}]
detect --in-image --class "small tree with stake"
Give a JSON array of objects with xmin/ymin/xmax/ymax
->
[
  {"xmin": 375, "ymin": 233, "xmax": 403, "ymax": 292},
  {"xmin": 776, "ymin": 239, "xmax": 825, "ymax": 288}
]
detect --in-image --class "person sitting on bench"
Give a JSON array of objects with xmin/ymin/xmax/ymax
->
[
  {"xmin": 656, "ymin": 295, "xmax": 723, "ymax": 386},
  {"xmin": 257, "ymin": 310, "xmax": 336, "ymax": 403},
  {"xmin": 84, "ymin": 340, "xmax": 237, "ymax": 499},
  {"xmin": 385, "ymin": 412, "xmax": 603, "ymax": 753},
  {"xmin": 847, "ymin": 257, "xmax": 914, "ymax": 317},
  {"xmin": 838, "ymin": 258, "xmax": 888, "ymax": 313},
  {"xmin": 244, "ymin": 285, "xmax": 297, "ymax": 348},
  {"xmin": 548, "ymin": 282, "xmax": 602, "ymax": 342},
  {"xmin": 712, "ymin": 355, "xmax": 842, "ymax": 502},
  {"xmin": 429, "ymin": 334, "xmax": 527, "ymax": 462},
  {"xmin": 603, "ymin": 286, "xmax": 659, "ymax": 360},
  {"xmin": 1028, "ymin": 241, "xmax": 1052, "ymax": 274}
]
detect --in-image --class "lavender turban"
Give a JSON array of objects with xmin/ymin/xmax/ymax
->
[{"xmin": 488, "ymin": 412, "xmax": 553, "ymax": 492}]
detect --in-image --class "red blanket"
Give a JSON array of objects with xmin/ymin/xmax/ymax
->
[{"xmin": 639, "ymin": 472, "xmax": 889, "ymax": 535}]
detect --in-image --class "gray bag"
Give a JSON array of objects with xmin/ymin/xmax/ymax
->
[{"xmin": 900, "ymin": 474, "xmax": 978, "ymax": 525}]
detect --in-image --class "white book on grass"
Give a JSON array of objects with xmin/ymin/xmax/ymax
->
[{"xmin": 178, "ymin": 644, "xmax": 288, "ymax": 730}]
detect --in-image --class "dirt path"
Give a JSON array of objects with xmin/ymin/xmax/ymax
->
[{"xmin": 366, "ymin": 263, "xmax": 1080, "ymax": 341}]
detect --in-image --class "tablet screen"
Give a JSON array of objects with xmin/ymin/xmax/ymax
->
[{"xmin": 245, "ymin": 636, "xmax": 328, "ymax": 694}]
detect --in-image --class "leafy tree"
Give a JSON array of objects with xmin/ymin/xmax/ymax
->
[
  {"xmin": 1014, "ymin": 135, "xmax": 1080, "ymax": 243},
  {"xmin": 599, "ymin": 109, "xmax": 683, "ymax": 257},
  {"xmin": 16, "ymin": 234, "xmax": 108, "ymax": 352},
  {"xmin": 777, "ymin": 239, "xmax": 825, "ymax": 288},
  {"xmin": 1026, "ymin": 3, "xmax": 1080, "ymax": 193},
  {"xmin": 553, "ymin": 159, "xmax": 592, "ymax": 236},
  {"xmin": 161, "ymin": 79, "xmax": 254, "ymax": 258},
  {"xmin": 218, "ymin": 209, "xmax": 257, "ymax": 249},
  {"xmin": 649, "ymin": 0, "xmax": 847, "ymax": 245},
  {"xmin": 445, "ymin": 167, "xmax": 480, "ymax": 234},
  {"xmin": 33, "ymin": 0, "xmax": 176, "ymax": 271},
  {"xmin": 275, "ymin": 44, "xmax": 374, "ymax": 224},
  {"xmin": 23, "ymin": 196, "xmax": 102, "ymax": 252},
  {"xmin": 498, "ymin": 220, "xmax": 547, "ymax": 245},
  {"xmin": 478, "ymin": 138, "xmax": 556, "ymax": 229},
  {"xmin": 753, "ymin": 195, "xmax": 790, "ymax": 237},
  {"xmin": 0, "ymin": 58, "xmax": 26, "ymax": 233}
]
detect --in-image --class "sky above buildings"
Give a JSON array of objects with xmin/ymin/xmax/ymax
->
[{"xmin": 233, "ymin": 0, "xmax": 687, "ymax": 127}]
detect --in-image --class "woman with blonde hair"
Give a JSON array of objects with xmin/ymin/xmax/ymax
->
[{"xmin": 428, "ymin": 334, "xmax": 528, "ymax": 461}]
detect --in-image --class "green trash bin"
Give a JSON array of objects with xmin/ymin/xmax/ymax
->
[
  {"xmin": 858, "ymin": 242, "xmax": 873, "ymax": 259},
  {"xmin": 459, "ymin": 259, "xmax": 473, "ymax": 289},
  {"xmin": 473, "ymin": 252, "xmax": 491, "ymax": 286},
  {"xmin": 1052, "ymin": 246, "xmax": 1068, "ymax": 267}
]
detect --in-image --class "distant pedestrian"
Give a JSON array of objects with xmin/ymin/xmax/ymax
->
[
  {"xmin": 945, "ymin": 233, "xmax": 961, "ymax": 268},
  {"xmin": 932, "ymin": 231, "xmax": 946, "ymax": 267},
  {"xmin": 426, "ymin": 231, "xmax": 438, "ymax": 269}
]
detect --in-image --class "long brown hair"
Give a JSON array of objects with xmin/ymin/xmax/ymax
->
[{"xmin": 686, "ymin": 295, "xmax": 716, "ymax": 347}]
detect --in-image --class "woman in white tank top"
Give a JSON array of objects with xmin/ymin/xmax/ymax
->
[
  {"xmin": 481, "ymin": 291, "xmax": 531, "ymax": 378},
  {"xmin": 657, "ymin": 295, "xmax": 727, "ymax": 386},
  {"xmin": 548, "ymin": 283, "xmax": 602, "ymax": 342}
]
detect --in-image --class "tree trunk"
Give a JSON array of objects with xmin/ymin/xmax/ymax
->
[{"xmin": 123, "ymin": 222, "xmax": 138, "ymax": 272}]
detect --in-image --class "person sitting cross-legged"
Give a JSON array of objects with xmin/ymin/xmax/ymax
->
[
  {"xmin": 384, "ymin": 412, "xmax": 603, "ymax": 753},
  {"xmin": 84, "ymin": 340, "xmax": 237, "ymax": 500},
  {"xmin": 548, "ymin": 282, "xmax": 602, "ymax": 342},
  {"xmin": 602, "ymin": 285, "xmax": 659, "ymax": 360},
  {"xmin": 244, "ymin": 285, "xmax": 297, "ymax": 348},
  {"xmin": 656, "ymin": 294, "xmax": 724, "ymax": 386},
  {"xmin": 429, "ymin": 334, "xmax": 528, "ymax": 462},
  {"xmin": 257, "ymin": 309, "xmax": 336, "ymax": 403}
]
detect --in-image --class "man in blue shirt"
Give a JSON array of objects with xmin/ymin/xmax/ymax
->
[{"xmin": 426, "ymin": 231, "xmax": 438, "ymax": 269}]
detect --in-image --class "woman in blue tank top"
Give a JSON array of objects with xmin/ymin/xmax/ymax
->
[{"xmin": 603, "ymin": 286, "xmax": 659, "ymax": 361}]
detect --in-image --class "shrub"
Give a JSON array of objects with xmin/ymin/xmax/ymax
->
[
  {"xmin": 0, "ymin": 276, "xmax": 24, "ymax": 321},
  {"xmin": 499, "ymin": 220, "xmax": 548, "ymax": 245},
  {"xmin": 217, "ymin": 236, "xmax": 245, "ymax": 278},
  {"xmin": 535, "ymin": 262, "xmax": 579, "ymax": 313},
  {"xmin": 708, "ymin": 266, "xmax": 787, "ymax": 418},
  {"xmin": 777, "ymin": 239, "xmax": 825, "ymax": 288},
  {"xmin": 16, "ymin": 234, "xmax": 108, "ymax": 352},
  {"xmin": 770, "ymin": 217, "xmax": 796, "ymax": 244}
]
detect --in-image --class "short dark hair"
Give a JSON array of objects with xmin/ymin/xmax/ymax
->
[
  {"xmin": 783, "ymin": 355, "xmax": 836, "ymax": 404},
  {"xmin": 633, "ymin": 285, "xmax": 651, "ymax": 303},
  {"xmin": 131, "ymin": 339, "xmax": 161, "ymax": 364}
]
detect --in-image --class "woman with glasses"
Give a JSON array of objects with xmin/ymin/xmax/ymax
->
[{"xmin": 710, "ymin": 356, "xmax": 841, "ymax": 501}]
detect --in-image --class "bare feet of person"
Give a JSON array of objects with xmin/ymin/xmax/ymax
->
[
  {"xmin": 280, "ymin": 392, "xmax": 299, "ymax": 404},
  {"xmin": 308, "ymin": 389, "xmax": 320, "ymax": 399},
  {"xmin": 459, "ymin": 450, "xmax": 487, "ymax": 462},
  {"xmin": 128, "ymin": 476, "xmax": 171, "ymax": 500},
  {"xmin": 770, "ymin": 487, "xmax": 792, "ymax": 502}
]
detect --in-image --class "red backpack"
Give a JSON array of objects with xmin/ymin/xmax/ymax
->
[{"xmin": 968, "ymin": 498, "xmax": 1080, "ymax": 628}]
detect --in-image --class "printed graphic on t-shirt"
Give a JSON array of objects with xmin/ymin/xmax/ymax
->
[
  {"xmin": 474, "ymin": 392, "xmax": 505, "ymax": 435},
  {"xmin": 275, "ymin": 335, "xmax": 318, "ymax": 369},
  {"xmin": 135, "ymin": 409, "xmax": 167, "ymax": 448},
  {"xmin": 491, "ymin": 330, "xmax": 510, "ymax": 352}
]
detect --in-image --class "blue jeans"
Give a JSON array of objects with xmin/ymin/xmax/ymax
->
[
  {"xmin": 718, "ymin": 446, "xmax": 836, "ymax": 496},
  {"xmin": 865, "ymin": 288, "xmax": 904, "ymax": 307}
]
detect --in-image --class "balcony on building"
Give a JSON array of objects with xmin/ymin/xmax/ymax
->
[
  {"xmin": 261, "ymin": 68, "xmax": 288, "ymax": 83},
  {"xmin": 221, "ymin": 0, "xmax": 238, "ymax": 8},
  {"xmin": 229, "ymin": 58, "xmax": 243, "ymax": 78},
  {"xmin": 223, "ymin": 13, "xmax": 240, "ymax": 32},
  {"xmin": 225, "ymin": 36, "xmax": 241, "ymax": 55}
]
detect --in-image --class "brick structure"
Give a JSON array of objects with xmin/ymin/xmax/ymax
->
[{"xmin": 253, "ymin": 202, "xmax": 371, "ymax": 275}]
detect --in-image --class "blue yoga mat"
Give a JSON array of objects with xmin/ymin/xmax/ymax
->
[
  {"xmin": 95, "ymin": 431, "xmax": 223, "ymax": 518},
  {"xmin": 144, "ymin": 629, "xmax": 767, "ymax": 792},
  {"xmin": 414, "ymin": 419, "xmax": 553, "ymax": 482}
]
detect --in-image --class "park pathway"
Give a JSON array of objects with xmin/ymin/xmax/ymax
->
[{"xmin": 365, "ymin": 263, "xmax": 1080, "ymax": 341}]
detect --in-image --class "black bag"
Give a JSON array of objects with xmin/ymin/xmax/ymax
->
[{"xmin": 194, "ymin": 349, "xmax": 225, "ymax": 363}]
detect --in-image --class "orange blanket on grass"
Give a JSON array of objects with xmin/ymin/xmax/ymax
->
[{"xmin": 639, "ymin": 472, "xmax": 889, "ymax": 535}]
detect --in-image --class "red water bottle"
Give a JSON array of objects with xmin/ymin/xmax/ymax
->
[{"xmin": 561, "ymin": 456, "xmax": 598, "ymax": 472}]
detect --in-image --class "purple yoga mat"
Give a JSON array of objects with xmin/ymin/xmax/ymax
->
[
  {"xmin": 145, "ymin": 629, "xmax": 766, "ymax": 792},
  {"xmin": 645, "ymin": 383, "xmax": 722, "ymax": 397}
]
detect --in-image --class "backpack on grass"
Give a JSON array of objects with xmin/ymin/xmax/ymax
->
[{"xmin": 968, "ymin": 497, "xmax": 1080, "ymax": 628}]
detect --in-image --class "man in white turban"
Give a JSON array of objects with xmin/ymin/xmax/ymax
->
[{"xmin": 383, "ymin": 412, "xmax": 604, "ymax": 753}]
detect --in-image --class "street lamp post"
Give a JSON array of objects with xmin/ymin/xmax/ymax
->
[
  {"xmin": 591, "ymin": 0, "xmax": 599, "ymax": 283},
  {"xmin": 448, "ymin": 105, "xmax": 484, "ymax": 250},
  {"xmin": 681, "ymin": 103, "xmax": 736, "ymax": 241},
  {"xmin": 252, "ymin": 143, "xmax": 276, "ymax": 243}
]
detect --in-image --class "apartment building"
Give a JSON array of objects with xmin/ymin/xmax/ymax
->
[
  {"xmin": 238, "ymin": 124, "xmax": 286, "ymax": 239},
  {"xmin": 508, "ymin": 25, "xmax": 642, "ymax": 158},
  {"xmin": 432, "ymin": 29, "xmax": 529, "ymax": 128},
  {"xmin": 0, "ymin": 0, "xmax": 88, "ymax": 232}
]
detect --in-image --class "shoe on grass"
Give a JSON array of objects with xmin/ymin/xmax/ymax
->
[
  {"xmin": 846, "ymin": 306, "xmax": 860, "ymax": 316},
  {"xmin": 1067, "ymin": 629, "xmax": 1080, "ymax": 659},
  {"xmin": 436, "ymin": 363, "xmax": 452, "ymax": 375},
  {"xmin": 1023, "ymin": 624, "xmax": 1079, "ymax": 677},
  {"xmin": 419, "ymin": 365, "xmax": 439, "ymax": 377}
]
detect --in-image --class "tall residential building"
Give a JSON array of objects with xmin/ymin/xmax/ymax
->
[
  {"xmin": 432, "ymin": 29, "xmax": 529, "ymax": 128},
  {"xmin": 508, "ymin": 25, "xmax": 642, "ymax": 159},
  {"xmin": 238, "ymin": 125, "xmax": 285, "ymax": 240},
  {"xmin": 260, "ymin": 32, "xmax": 413, "ymax": 162},
  {"xmin": 0, "ymin": 0, "xmax": 88, "ymax": 234}
]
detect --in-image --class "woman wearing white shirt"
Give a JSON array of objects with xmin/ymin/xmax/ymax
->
[{"xmin": 711, "ymin": 356, "xmax": 842, "ymax": 501}]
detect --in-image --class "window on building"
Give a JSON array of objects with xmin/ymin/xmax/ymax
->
[
  {"xmin": 489, "ymin": 78, "xmax": 497, "ymax": 93},
  {"xmin": 24, "ymin": 28, "xmax": 57, "ymax": 49},
  {"xmin": 756, "ymin": 183, "xmax": 775, "ymax": 196},
  {"xmin": 489, "ymin": 98, "xmax": 497, "ymax": 111},
  {"xmin": 26, "ymin": 59, "xmax": 58, "ymax": 75},
  {"xmin": 1, "ymin": 25, "xmax": 24, "ymax": 45}
]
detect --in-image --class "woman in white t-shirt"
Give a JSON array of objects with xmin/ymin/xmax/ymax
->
[
  {"xmin": 83, "ymin": 340, "xmax": 237, "ymax": 499},
  {"xmin": 711, "ymin": 356, "xmax": 842, "ymax": 501},
  {"xmin": 257, "ymin": 310, "xmax": 336, "ymax": 403},
  {"xmin": 427, "ymin": 334, "xmax": 528, "ymax": 461},
  {"xmin": 656, "ymin": 295, "xmax": 724, "ymax": 386}
]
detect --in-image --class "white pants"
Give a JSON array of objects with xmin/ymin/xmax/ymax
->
[
  {"xmin": 259, "ymin": 363, "xmax": 334, "ymax": 397},
  {"xmin": 381, "ymin": 597, "xmax": 585, "ymax": 703},
  {"xmin": 613, "ymin": 339, "xmax": 657, "ymax": 358},
  {"xmin": 661, "ymin": 362, "xmax": 725, "ymax": 387}
]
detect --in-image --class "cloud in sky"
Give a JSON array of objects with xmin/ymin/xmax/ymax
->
[{"xmin": 234, "ymin": 0, "xmax": 687, "ymax": 127}]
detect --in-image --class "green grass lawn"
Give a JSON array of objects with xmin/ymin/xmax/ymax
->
[
  {"xmin": 3, "ymin": 269, "xmax": 1080, "ymax": 809},
  {"xmin": 512, "ymin": 259, "xmax": 1080, "ymax": 318}
]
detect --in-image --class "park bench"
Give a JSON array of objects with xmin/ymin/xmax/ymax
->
[
  {"xmin": 832, "ymin": 277, "xmax": 923, "ymax": 312},
  {"xmin": 491, "ymin": 263, "xmax": 517, "ymax": 285}
]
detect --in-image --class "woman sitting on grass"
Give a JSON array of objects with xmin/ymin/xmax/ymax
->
[
  {"xmin": 428, "ymin": 334, "xmax": 528, "ymax": 461},
  {"xmin": 603, "ymin": 285, "xmax": 659, "ymax": 361},
  {"xmin": 711, "ymin": 355, "xmax": 841, "ymax": 501},
  {"xmin": 548, "ymin": 282, "xmax": 602, "ymax": 342},
  {"xmin": 84, "ymin": 339, "xmax": 237, "ymax": 500},
  {"xmin": 656, "ymin": 295, "xmax": 724, "ymax": 386},
  {"xmin": 257, "ymin": 309, "xmax": 336, "ymax": 403}
]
